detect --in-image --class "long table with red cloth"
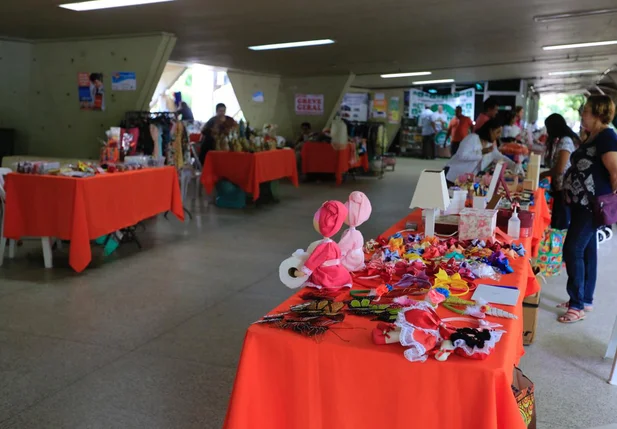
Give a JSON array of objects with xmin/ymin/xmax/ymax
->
[
  {"xmin": 201, "ymin": 149, "xmax": 299, "ymax": 201},
  {"xmin": 224, "ymin": 190, "xmax": 550, "ymax": 429},
  {"xmin": 3, "ymin": 167, "xmax": 184, "ymax": 272},
  {"xmin": 302, "ymin": 142, "xmax": 370, "ymax": 185}
]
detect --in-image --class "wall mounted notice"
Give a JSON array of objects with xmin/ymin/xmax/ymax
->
[
  {"xmin": 78, "ymin": 72, "xmax": 105, "ymax": 111},
  {"xmin": 371, "ymin": 93, "xmax": 387, "ymax": 119},
  {"xmin": 388, "ymin": 96, "xmax": 400, "ymax": 124},
  {"xmin": 295, "ymin": 94, "xmax": 324, "ymax": 115},
  {"xmin": 252, "ymin": 91, "xmax": 265, "ymax": 103},
  {"xmin": 111, "ymin": 72, "xmax": 137, "ymax": 91},
  {"xmin": 340, "ymin": 93, "xmax": 369, "ymax": 122}
]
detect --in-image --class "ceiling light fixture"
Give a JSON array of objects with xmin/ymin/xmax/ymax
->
[
  {"xmin": 534, "ymin": 8, "xmax": 617, "ymax": 22},
  {"xmin": 412, "ymin": 78, "xmax": 455, "ymax": 85},
  {"xmin": 59, "ymin": 0, "xmax": 173, "ymax": 11},
  {"xmin": 380, "ymin": 71, "xmax": 432, "ymax": 79},
  {"xmin": 548, "ymin": 69, "xmax": 599, "ymax": 76},
  {"xmin": 248, "ymin": 39, "xmax": 334, "ymax": 51},
  {"xmin": 543, "ymin": 40, "xmax": 617, "ymax": 50}
]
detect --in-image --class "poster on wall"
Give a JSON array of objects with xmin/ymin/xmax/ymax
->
[
  {"xmin": 78, "ymin": 72, "xmax": 105, "ymax": 111},
  {"xmin": 388, "ymin": 96, "xmax": 400, "ymax": 124},
  {"xmin": 408, "ymin": 88, "xmax": 475, "ymax": 121},
  {"xmin": 252, "ymin": 91, "xmax": 265, "ymax": 103},
  {"xmin": 295, "ymin": 94, "xmax": 324, "ymax": 115},
  {"xmin": 371, "ymin": 93, "xmax": 387, "ymax": 118},
  {"xmin": 111, "ymin": 72, "xmax": 137, "ymax": 91},
  {"xmin": 340, "ymin": 93, "xmax": 369, "ymax": 122}
]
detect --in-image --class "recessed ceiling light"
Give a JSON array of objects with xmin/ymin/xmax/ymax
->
[
  {"xmin": 59, "ymin": 0, "xmax": 173, "ymax": 11},
  {"xmin": 548, "ymin": 70, "xmax": 599, "ymax": 76},
  {"xmin": 380, "ymin": 71, "xmax": 432, "ymax": 79},
  {"xmin": 534, "ymin": 8, "xmax": 617, "ymax": 22},
  {"xmin": 543, "ymin": 40, "xmax": 617, "ymax": 50},
  {"xmin": 412, "ymin": 79, "xmax": 455, "ymax": 85},
  {"xmin": 248, "ymin": 39, "xmax": 335, "ymax": 51}
]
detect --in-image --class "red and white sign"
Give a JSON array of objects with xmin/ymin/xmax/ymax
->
[{"xmin": 295, "ymin": 94, "xmax": 324, "ymax": 116}]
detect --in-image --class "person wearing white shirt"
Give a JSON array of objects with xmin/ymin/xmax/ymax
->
[
  {"xmin": 445, "ymin": 118, "xmax": 514, "ymax": 183},
  {"xmin": 432, "ymin": 105, "xmax": 448, "ymax": 133},
  {"xmin": 420, "ymin": 105, "xmax": 437, "ymax": 159}
]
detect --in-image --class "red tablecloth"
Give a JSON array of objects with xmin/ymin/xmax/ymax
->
[
  {"xmin": 3, "ymin": 167, "xmax": 184, "ymax": 272},
  {"xmin": 201, "ymin": 150, "xmax": 299, "ymax": 201},
  {"xmin": 301, "ymin": 142, "xmax": 369, "ymax": 185},
  {"xmin": 224, "ymin": 209, "xmax": 544, "ymax": 429}
]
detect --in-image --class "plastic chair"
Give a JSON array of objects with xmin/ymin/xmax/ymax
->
[{"xmin": 0, "ymin": 169, "xmax": 54, "ymax": 268}]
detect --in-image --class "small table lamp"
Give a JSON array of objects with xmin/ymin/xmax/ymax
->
[{"xmin": 410, "ymin": 169, "xmax": 450, "ymax": 237}]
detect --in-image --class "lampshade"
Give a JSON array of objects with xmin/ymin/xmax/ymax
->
[{"xmin": 410, "ymin": 169, "xmax": 450, "ymax": 210}]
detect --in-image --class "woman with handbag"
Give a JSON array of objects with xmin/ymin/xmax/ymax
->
[
  {"xmin": 559, "ymin": 95, "xmax": 617, "ymax": 323},
  {"xmin": 541, "ymin": 113, "xmax": 580, "ymax": 229}
]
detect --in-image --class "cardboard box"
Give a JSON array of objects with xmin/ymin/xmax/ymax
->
[{"xmin": 523, "ymin": 293, "xmax": 540, "ymax": 345}]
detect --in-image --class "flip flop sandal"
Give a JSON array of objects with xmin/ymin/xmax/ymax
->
[
  {"xmin": 558, "ymin": 308, "xmax": 586, "ymax": 324},
  {"xmin": 556, "ymin": 301, "xmax": 593, "ymax": 312}
]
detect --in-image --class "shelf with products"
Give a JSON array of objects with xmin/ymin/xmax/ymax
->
[{"xmin": 399, "ymin": 117, "xmax": 422, "ymax": 157}]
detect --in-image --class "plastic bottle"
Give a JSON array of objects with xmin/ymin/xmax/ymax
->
[{"xmin": 508, "ymin": 207, "xmax": 521, "ymax": 239}]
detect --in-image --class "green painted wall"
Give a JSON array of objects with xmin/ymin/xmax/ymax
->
[
  {"xmin": 27, "ymin": 34, "xmax": 176, "ymax": 158},
  {"xmin": 0, "ymin": 39, "xmax": 33, "ymax": 153},
  {"xmin": 229, "ymin": 71, "xmax": 354, "ymax": 141},
  {"xmin": 0, "ymin": 34, "xmax": 175, "ymax": 158}
]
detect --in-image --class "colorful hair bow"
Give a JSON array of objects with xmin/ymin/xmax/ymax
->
[{"xmin": 433, "ymin": 269, "xmax": 470, "ymax": 296}]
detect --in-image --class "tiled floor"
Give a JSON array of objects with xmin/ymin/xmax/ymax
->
[{"xmin": 0, "ymin": 158, "xmax": 616, "ymax": 429}]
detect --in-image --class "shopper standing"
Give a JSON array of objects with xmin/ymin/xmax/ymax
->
[
  {"xmin": 177, "ymin": 102, "xmax": 194, "ymax": 121},
  {"xmin": 446, "ymin": 106, "xmax": 473, "ymax": 156},
  {"xmin": 474, "ymin": 98, "xmax": 499, "ymax": 132},
  {"xmin": 514, "ymin": 106, "xmax": 525, "ymax": 128},
  {"xmin": 420, "ymin": 105, "xmax": 436, "ymax": 159},
  {"xmin": 559, "ymin": 95, "xmax": 617, "ymax": 323},
  {"xmin": 541, "ymin": 113, "xmax": 579, "ymax": 229}
]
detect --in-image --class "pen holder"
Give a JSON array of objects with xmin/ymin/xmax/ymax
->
[{"xmin": 473, "ymin": 196, "xmax": 487, "ymax": 209}]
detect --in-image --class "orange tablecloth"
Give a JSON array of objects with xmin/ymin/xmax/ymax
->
[
  {"xmin": 3, "ymin": 167, "xmax": 184, "ymax": 273},
  {"xmin": 302, "ymin": 142, "xmax": 369, "ymax": 185},
  {"xmin": 224, "ymin": 210, "xmax": 543, "ymax": 429},
  {"xmin": 530, "ymin": 187, "xmax": 551, "ymax": 259},
  {"xmin": 201, "ymin": 150, "xmax": 299, "ymax": 201}
]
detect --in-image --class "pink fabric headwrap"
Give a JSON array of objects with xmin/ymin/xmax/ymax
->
[
  {"xmin": 315, "ymin": 200, "xmax": 348, "ymax": 238},
  {"xmin": 345, "ymin": 191, "xmax": 372, "ymax": 227}
]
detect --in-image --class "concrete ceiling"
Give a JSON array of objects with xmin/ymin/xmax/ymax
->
[{"xmin": 2, "ymin": 0, "xmax": 617, "ymax": 91}]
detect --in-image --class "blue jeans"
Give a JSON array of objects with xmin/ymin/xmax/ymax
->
[{"xmin": 563, "ymin": 205, "xmax": 597, "ymax": 310}]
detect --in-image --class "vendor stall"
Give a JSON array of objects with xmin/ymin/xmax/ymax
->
[
  {"xmin": 200, "ymin": 149, "xmax": 299, "ymax": 201},
  {"xmin": 223, "ymin": 188, "xmax": 549, "ymax": 429},
  {"xmin": 301, "ymin": 142, "xmax": 369, "ymax": 184},
  {"xmin": 1, "ymin": 167, "xmax": 184, "ymax": 272}
]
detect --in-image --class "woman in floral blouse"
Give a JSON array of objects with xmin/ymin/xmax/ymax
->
[{"xmin": 559, "ymin": 96, "xmax": 617, "ymax": 323}]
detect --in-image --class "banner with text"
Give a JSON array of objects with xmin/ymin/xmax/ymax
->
[
  {"xmin": 408, "ymin": 88, "xmax": 475, "ymax": 121},
  {"xmin": 295, "ymin": 94, "xmax": 324, "ymax": 115}
]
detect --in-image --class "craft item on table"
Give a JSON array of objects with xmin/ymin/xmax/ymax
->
[
  {"xmin": 282, "ymin": 201, "xmax": 352, "ymax": 290},
  {"xmin": 393, "ymin": 273, "xmax": 431, "ymax": 289},
  {"xmin": 372, "ymin": 300, "xmax": 504, "ymax": 362},
  {"xmin": 255, "ymin": 314, "xmax": 343, "ymax": 340},
  {"xmin": 444, "ymin": 190, "xmax": 468, "ymax": 215},
  {"xmin": 279, "ymin": 240, "xmax": 322, "ymax": 289},
  {"xmin": 472, "ymin": 284, "xmax": 520, "ymax": 307},
  {"xmin": 290, "ymin": 300, "xmax": 345, "ymax": 317},
  {"xmin": 299, "ymin": 288, "xmax": 344, "ymax": 301},
  {"xmin": 487, "ymin": 250, "xmax": 514, "ymax": 274},
  {"xmin": 442, "ymin": 297, "xmax": 518, "ymax": 319},
  {"xmin": 459, "ymin": 208, "xmax": 498, "ymax": 241},
  {"xmin": 346, "ymin": 298, "xmax": 397, "ymax": 318},
  {"xmin": 410, "ymin": 169, "xmax": 450, "ymax": 237},
  {"xmin": 339, "ymin": 191, "xmax": 372, "ymax": 272},
  {"xmin": 363, "ymin": 239, "xmax": 380, "ymax": 253},
  {"xmin": 468, "ymin": 261, "xmax": 501, "ymax": 280},
  {"xmin": 432, "ymin": 269, "xmax": 470, "ymax": 296}
]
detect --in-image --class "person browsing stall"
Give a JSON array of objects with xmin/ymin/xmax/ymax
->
[
  {"xmin": 199, "ymin": 103, "xmax": 238, "ymax": 164},
  {"xmin": 177, "ymin": 101, "xmax": 194, "ymax": 121},
  {"xmin": 540, "ymin": 113, "xmax": 580, "ymax": 229},
  {"xmin": 420, "ymin": 105, "xmax": 437, "ymax": 159},
  {"xmin": 446, "ymin": 106, "xmax": 473, "ymax": 156},
  {"xmin": 474, "ymin": 98, "xmax": 499, "ymax": 132},
  {"xmin": 559, "ymin": 95, "xmax": 617, "ymax": 323},
  {"xmin": 445, "ymin": 118, "xmax": 506, "ymax": 183}
]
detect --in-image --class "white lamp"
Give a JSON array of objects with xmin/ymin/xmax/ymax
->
[{"xmin": 410, "ymin": 169, "xmax": 450, "ymax": 237}]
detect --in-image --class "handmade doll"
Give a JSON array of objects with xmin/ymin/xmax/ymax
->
[
  {"xmin": 338, "ymin": 191, "xmax": 372, "ymax": 272},
  {"xmin": 289, "ymin": 200, "xmax": 352, "ymax": 290}
]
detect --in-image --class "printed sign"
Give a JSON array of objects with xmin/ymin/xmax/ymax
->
[
  {"xmin": 111, "ymin": 72, "xmax": 137, "ymax": 91},
  {"xmin": 295, "ymin": 94, "xmax": 324, "ymax": 115},
  {"xmin": 340, "ymin": 93, "xmax": 369, "ymax": 122},
  {"xmin": 78, "ymin": 72, "xmax": 105, "ymax": 111},
  {"xmin": 372, "ymin": 93, "xmax": 387, "ymax": 118},
  {"xmin": 388, "ymin": 96, "xmax": 400, "ymax": 124},
  {"xmin": 252, "ymin": 91, "xmax": 265, "ymax": 103},
  {"xmin": 408, "ymin": 89, "xmax": 476, "ymax": 120}
]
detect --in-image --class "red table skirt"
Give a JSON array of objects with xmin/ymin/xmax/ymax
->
[
  {"xmin": 200, "ymin": 150, "xmax": 299, "ymax": 201},
  {"xmin": 301, "ymin": 142, "xmax": 369, "ymax": 184},
  {"xmin": 3, "ymin": 167, "xmax": 184, "ymax": 272}
]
